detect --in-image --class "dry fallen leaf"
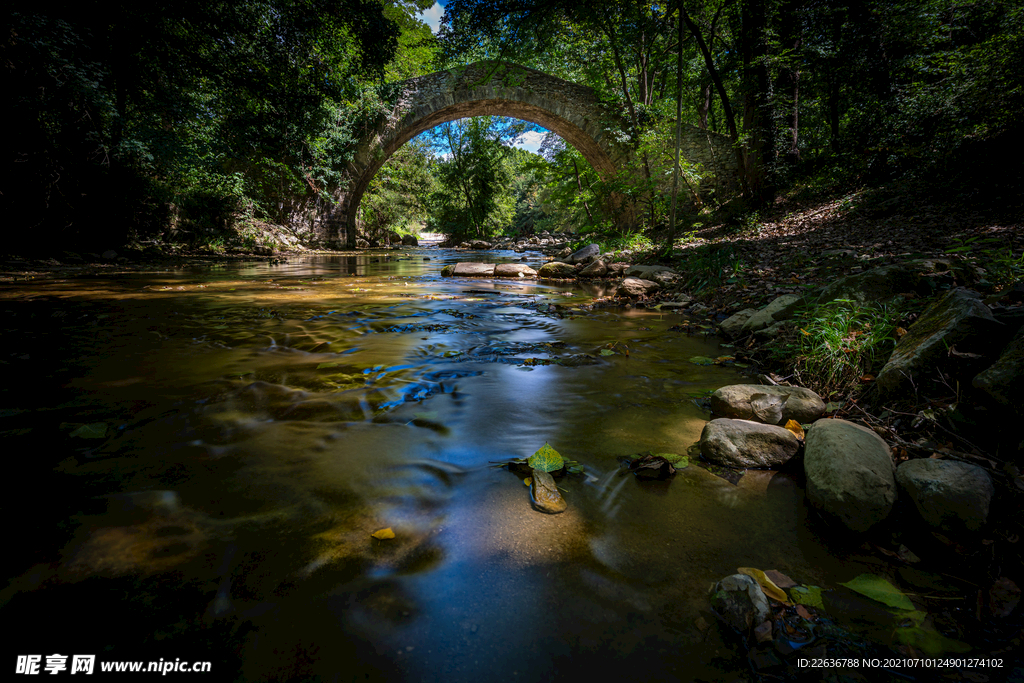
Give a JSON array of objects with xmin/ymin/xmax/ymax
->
[
  {"xmin": 764, "ymin": 569, "xmax": 797, "ymax": 588},
  {"xmin": 783, "ymin": 419, "xmax": 805, "ymax": 440},
  {"xmin": 371, "ymin": 527, "xmax": 396, "ymax": 540},
  {"xmin": 795, "ymin": 604, "xmax": 814, "ymax": 620},
  {"xmin": 739, "ymin": 567, "xmax": 792, "ymax": 604}
]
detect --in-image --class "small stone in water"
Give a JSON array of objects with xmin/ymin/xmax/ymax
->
[{"xmin": 530, "ymin": 468, "xmax": 566, "ymax": 514}]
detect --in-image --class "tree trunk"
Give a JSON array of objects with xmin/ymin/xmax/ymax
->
[
  {"xmin": 571, "ymin": 159, "xmax": 595, "ymax": 224},
  {"xmin": 665, "ymin": 2, "xmax": 685, "ymax": 255},
  {"xmin": 697, "ymin": 81, "xmax": 712, "ymax": 131},
  {"xmin": 741, "ymin": 0, "xmax": 775, "ymax": 207},
  {"xmin": 681, "ymin": 6, "xmax": 748, "ymax": 196},
  {"xmin": 776, "ymin": 0, "xmax": 802, "ymax": 164}
]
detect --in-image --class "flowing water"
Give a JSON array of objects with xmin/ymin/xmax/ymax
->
[{"xmin": 0, "ymin": 249, "xmax": 864, "ymax": 680}]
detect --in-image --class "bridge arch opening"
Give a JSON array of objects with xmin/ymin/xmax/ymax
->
[{"xmin": 344, "ymin": 103, "xmax": 620, "ymax": 247}]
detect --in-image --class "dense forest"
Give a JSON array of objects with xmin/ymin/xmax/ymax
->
[{"xmin": 3, "ymin": 0, "xmax": 1022, "ymax": 252}]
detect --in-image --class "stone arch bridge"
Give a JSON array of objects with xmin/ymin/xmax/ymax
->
[{"xmin": 319, "ymin": 61, "xmax": 739, "ymax": 248}]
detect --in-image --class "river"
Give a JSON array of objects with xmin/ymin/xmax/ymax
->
[{"xmin": 1, "ymin": 247, "xmax": 857, "ymax": 680}]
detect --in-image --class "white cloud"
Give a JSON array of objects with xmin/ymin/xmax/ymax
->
[
  {"xmin": 513, "ymin": 130, "xmax": 546, "ymax": 154},
  {"xmin": 417, "ymin": 2, "xmax": 444, "ymax": 34}
]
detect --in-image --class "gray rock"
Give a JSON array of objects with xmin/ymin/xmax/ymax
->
[
  {"xmin": 530, "ymin": 469, "xmax": 567, "ymax": 513},
  {"xmin": 101, "ymin": 250, "xmax": 118, "ymax": 259},
  {"xmin": 494, "ymin": 263, "xmax": 537, "ymax": 278},
  {"xmin": 804, "ymin": 418, "xmax": 896, "ymax": 532},
  {"xmin": 699, "ymin": 418, "xmax": 801, "ymax": 469},
  {"xmin": 537, "ymin": 261, "xmax": 576, "ymax": 278},
  {"xmin": 606, "ymin": 262, "xmax": 630, "ymax": 275},
  {"xmin": 816, "ymin": 263, "xmax": 925, "ymax": 305},
  {"xmin": 578, "ymin": 260, "xmax": 608, "ymax": 277},
  {"xmin": 710, "ymin": 574, "xmax": 771, "ymax": 634},
  {"xmin": 875, "ymin": 288, "xmax": 1002, "ymax": 398},
  {"xmin": 896, "ymin": 459, "xmax": 994, "ymax": 533},
  {"xmin": 402, "ymin": 234, "xmax": 418, "ymax": 246},
  {"xmin": 753, "ymin": 321, "xmax": 786, "ymax": 339},
  {"xmin": 710, "ymin": 384, "xmax": 825, "ymax": 424},
  {"xmin": 741, "ymin": 294, "xmax": 803, "ymax": 334},
  {"xmin": 356, "ymin": 238, "xmax": 370, "ymax": 248},
  {"xmin": 451, "ymin": 262, "xmax": 496, "ymax": 277},
  {"xmin": 974, "ymin": 325, "xmax": 1024, "ymax": 407},
  {"xmin": 625, "ymin": 264, "xmax": 677, "ymax": 279},
  {"xmin": 719, "ymin": 309, "xmax": 758, "ymax": 339},
  {"xmin": 567, "ymin": 243, "xmax": 600, "ymax": 264},
  {"xmin": 617, "ymin": 277, "xmax": 660, "ymax": 298},
  {"xmin": 469, "ymin": 240, "xmax": 493, "ymax": 250}
]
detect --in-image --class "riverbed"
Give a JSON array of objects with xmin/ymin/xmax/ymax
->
[{"xmin": 1, "ymin": 248, "xmax": 866, "ymax": 680}]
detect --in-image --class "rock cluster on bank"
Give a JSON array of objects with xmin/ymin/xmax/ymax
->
[
  {"xmin": 698, "ymin": 382, "xmax": 995, "ymax": 537},
  {"xmin": 439, "ymin": 242, "xmax": 681, "ymax": 299}
]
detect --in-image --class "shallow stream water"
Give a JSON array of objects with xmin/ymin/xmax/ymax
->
[{"xmin": 1, "ymin": 248, "xmax": 879, "ymax": 680}]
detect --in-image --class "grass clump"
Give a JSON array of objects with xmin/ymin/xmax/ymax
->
[{"xmin": 791, "ymin": 298, "xmax": 902, "ymax": 396}]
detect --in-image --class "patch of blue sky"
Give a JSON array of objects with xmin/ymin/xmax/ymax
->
[{"xmin": 416, "ymin": 1, "xmax": 446, "ymax": 34}]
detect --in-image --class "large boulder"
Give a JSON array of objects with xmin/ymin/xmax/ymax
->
[
  {"xmin": 973, "ymin": 325, "xmax": 1024, "ymax": 407},
  {"xmin": 815, "ymin": 263, "xmax": 925, "ymax": 305},
  {"xmin": 567, "ymin": 243, "xmax": 600, "ymax": 264},
  {"xmin": 699, "ymin": 418, "xmax": 801, "ymax": 469},
  {"xmin": 537, "ymin": 261, "xmax": 576, "ymax": 278},
  {"xmin": 401, "ymin": 234, "xmax": 419, "ymax": 246},
  {"xmin": 710, "ymin": 385, "xmax": 826, "ymax": 425},
  {"xmin": 804, "ymin": 418, "xmax": 897, "ymax": 532},
  {"xmin": 451, "ymin": 262, "xmax": 496, "ymax": 277},
  {"xmin": 741, "ymin": 294, "xmax": 803, "ymax": 334},
  {"xmin": 875, "ymin": 288, "xmax": 1002, "ymax": 399},
  {"xmin": 895, "ymin": 459, "xmax": 994, "ymax": 534},
  {"xmin": 617, "ymin": 277, "xmax": 660, "ymax": 298},
  {"xmin": 710, "ymin": 574, "xmax": 771, "ymax": 634},
  {"xmin": 719, "ymin": 309, "xmax": 758, "ymax": 339},
  {"xmin": 494, "ymin": 263, "xmax": 537, "ymax": 278},
  {"xmin": 625, "ymin": 264, "xmax": 677, "ymax": 279},
  {"xmin": 578, "ymin": 260, "xmax": 609, "ymax": 277},
  {"xmin": 469, "ymin": 240, "xmax": 493, "ymax": 250}
]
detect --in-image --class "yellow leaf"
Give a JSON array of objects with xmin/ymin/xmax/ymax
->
[
  {"xmin": 371, "ymin": 527, "xmax": 395, "ymax": 540},
  {"xmin": 897, "ymin": 327, "xmax": 908, "ymax": 337},
  {"xmin": 738, "ymin": 567, "xmax": 792, "ymax": 604},
  {"xmin": 524, "ymin": 477, "xmax": 532, "ymax": 486},
  {"xmin": 784, "ymin": 419, "xmax": 805, "ymax": 440}
]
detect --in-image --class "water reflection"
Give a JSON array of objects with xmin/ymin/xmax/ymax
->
[{"xmin": 1, "ymin": 249, "xmax": 844, "ymax": 680}]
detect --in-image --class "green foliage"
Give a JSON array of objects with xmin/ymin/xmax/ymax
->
[
  {"xmin": 424, "ymin": 117, "xmax": 545, "ymax": 241},
  {"xmin": 947, "ymin": 236, "xmax": 1024, "ymax": 288},
  {"xmin": 360, "ymin": 139, "xmax": 436, "ymax": 236},
  {"xmin": 675, "ymin": 245, "xmax": 746, "ymax": 293},
  {"xmin": 793, "ymin": 299, "xmax": 901, "ymax": 395},
  {"xmin": 3, "ymin": 0, "xmax": 408, "ymax": 248}
]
